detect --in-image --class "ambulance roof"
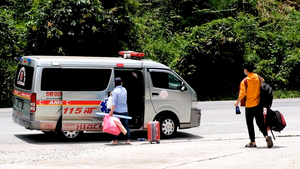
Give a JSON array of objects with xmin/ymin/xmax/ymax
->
[{"xmin": 21, "ymin": 56, "xmax": 170, "ymax": 69}]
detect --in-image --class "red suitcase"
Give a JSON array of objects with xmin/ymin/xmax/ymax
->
[{"xmin": 147, "ymin": 121, "xmax": 160, "ymax": 144}]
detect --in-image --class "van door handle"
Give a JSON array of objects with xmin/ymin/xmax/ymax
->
[{"xmin": 152, "ymin": 93, "xmax": 159, "ymax": 96}]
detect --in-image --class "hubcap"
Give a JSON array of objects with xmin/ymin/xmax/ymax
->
[
  {"xmin": 161, "ymin": 119, "xmax": 175, "ymax": 136},
  {"xmin": 62, "ymin": 131, "xmax": 80, "ymax": 139}
]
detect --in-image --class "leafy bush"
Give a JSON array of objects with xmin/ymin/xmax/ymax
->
[
  {"xmin": 25, "ymin": 0, "xmax": 139, "ymax": 56},
  {"xmin": 136, "ymin": 0, "xmax": 300, "ymax": 100},
  {"xmin": 173, "ymin": 18, "xmax": 246, "ymax": 100},
  {"xmin": 0, "ymin": 60, "xmax": 17, "ymax": 108},
  {"xmin": 237, "ymin": 1, "xmax": 300, "ymax": 90},
  {"xmin": 0, "ymin": 6, "xmax": 25, "ymax": 107},
  {"xmin": 1, "ymin": 0, "xmax": 300, "ymax": 107}
]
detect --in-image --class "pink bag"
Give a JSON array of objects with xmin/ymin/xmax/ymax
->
[
  {"xmin": 113, "ymin": 117, "xmax": 127, "ymax": 135},
  {"xmin": 102, "ymin": 115, "xmax": 121, "ymax": 136}
]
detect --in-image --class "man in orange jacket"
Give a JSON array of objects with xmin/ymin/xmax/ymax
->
[{"xmin": 234, "ymin": 62, "xmax": 273, "ymax": 148}]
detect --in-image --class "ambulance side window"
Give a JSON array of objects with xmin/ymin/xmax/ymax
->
[
  {"xmin": 150, "ymin": 71, "xmax": 183, "ymax": 90},
  {"xmin": 168, "ymin": 74, "xmax": 182, "ymax": 90},
  {"xmin": 41, "ymin": 68, "xmax": 62, "ymax": 91},
  {"xmin": 150, "ymin": 72, "xmax": 168, "ymax": 89},
  {"xmin": 41, "ymin": 68, "xmax": 111, "ymax": 91}
]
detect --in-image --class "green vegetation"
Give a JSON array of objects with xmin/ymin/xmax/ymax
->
[
  {"xmin": 0, "ymin": 2, "xmax": 26, "ymax": 107},
  {"xmin": 274, "ymin": 89, "xmax": 300, "ymax": 99},
  {"xmin": 1, "ymin": 0, "xmax": 300, "ymax": 107}
]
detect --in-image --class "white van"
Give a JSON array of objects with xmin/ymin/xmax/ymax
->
[{"xmin": 12, "ymin": 51, "xmax": 201, "ymax": 139}]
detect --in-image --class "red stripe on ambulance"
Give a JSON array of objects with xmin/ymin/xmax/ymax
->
[
  {"xmin": 13, "ymin": 89, "xmax": 31, "ymax": 99},
  {"xmin": 37, "ymin": 100, "xmax": 62, "ymax": 105},
  {"xmin": 63, "ymin": 100, "xmax": 101, "ymax": 106},
  {"xmin": 37, "ymin": 100, "xmax": 102, "ymax": 106}
]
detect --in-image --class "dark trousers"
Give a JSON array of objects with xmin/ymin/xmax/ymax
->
[
  {"xmin": 113, "ymin": 112, "xmax": 130, "ymax": 140},
  {"xmin": 245, "ymin": 105, "xmax": 268, "ymax": 142}
]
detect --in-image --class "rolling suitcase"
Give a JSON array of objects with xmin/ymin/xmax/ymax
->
[{"xmin": 147, "ymin": 121, "xmax": 160, "ymax": 144}]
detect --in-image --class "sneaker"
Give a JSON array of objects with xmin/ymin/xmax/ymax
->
[
  {"xmin": 266, "ymin": 136, "xmax": 273, "ymax": 148},
  {"xmin": 245, "ymin": 142, "xmax": 257, "ymax": 148},
  {"xmin": 110, "ymin": 140, "xmax": 118, "ymax": 145},
  {"xmin": 125, "ymin": 140, "xmax": 131, "ymax": 144}
]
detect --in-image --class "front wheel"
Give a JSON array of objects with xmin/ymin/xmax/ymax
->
[{"xmin": 158, "ymin": 116, "xmax": 177, "ymax": 138}]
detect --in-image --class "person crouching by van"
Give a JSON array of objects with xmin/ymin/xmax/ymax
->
[{"xmin": 109, "ymin": 77, "xmax": 131, "ymax": 144}]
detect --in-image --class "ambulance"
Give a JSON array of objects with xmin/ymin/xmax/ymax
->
[{"xmin": 12, "ymin": 51, "xmax": 201, "ymax": 139}]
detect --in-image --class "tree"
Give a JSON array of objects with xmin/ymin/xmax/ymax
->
[
  {"xmin": 25, "ymin": 0, "xmax": 140, "ymax": 56},
  {"xmin": 0, "ymin": 6, "xmax": 26, "ymax": 107}
]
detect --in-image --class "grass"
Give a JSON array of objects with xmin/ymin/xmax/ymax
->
[
  {"xmin": 205, "ymin": 89, "xmax": 300, "ymax": 101},
  {"xmin": 273, "ymin": 89, "xmax": 300, "ymax": 99}
]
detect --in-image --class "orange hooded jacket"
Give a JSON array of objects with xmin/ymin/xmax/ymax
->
[{"xmin": 239, "ymin": 73, "xmax": 263, "ymax": 108}]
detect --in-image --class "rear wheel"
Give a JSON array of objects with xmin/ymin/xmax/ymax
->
[
  {"xmin": 59, "ymin": 131, "xmax": 83, "ymax": 140},
  {"xmin": 55, "ymin": 116, "xmax": 83, "ymax": 140},
  {"xmin": 42, "ymin": 131, "xmax": 55, "ymax": 135},
  {"xmin": 158, "ymin": 115, "xmax": 177, "ymax": 138}
]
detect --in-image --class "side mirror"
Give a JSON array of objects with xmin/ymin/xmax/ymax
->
[{"xmin": 181, "ymin": 82, "xmax": 186, "ymax": 91}]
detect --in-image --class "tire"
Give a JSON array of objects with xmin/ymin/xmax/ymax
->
[
  {"xmin": 54, "ymin": 116, "xmax": 83, "ymax": 140},
  {"xmin": 42, "ymin": 131, "xmax": 55, "ymax": 135},
  {"xmin": 158, "ymin": 115, "xmax": 177, "ymax": 138},
  {"xmin": 59, "ymin": 131, "xmax": 83, "ymax": 140}
]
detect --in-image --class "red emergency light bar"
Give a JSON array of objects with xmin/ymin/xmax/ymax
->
[
  {"xmin": 119, "ymin": 51, "xmax": 145, "ymax": 58},
  {"xmin": 116, "ymin": 63, "xmax": 124, "ymax": 67}
]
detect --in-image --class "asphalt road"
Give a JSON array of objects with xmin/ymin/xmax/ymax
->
[
  {"xmin": 0, "ymin": 98, "xmax": 299, "ymax": 168},
  {"xmin": 196, "ymin": 98, "xmax": 300, "ymax": 135},
  {"xmin": 1, "ymin": 98, "xmax": 299, "ymax": 143}
]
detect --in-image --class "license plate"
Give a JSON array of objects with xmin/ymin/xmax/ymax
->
[{"xmin": 17, "ymin": 100, "xmax": 23, "ymax": 110}]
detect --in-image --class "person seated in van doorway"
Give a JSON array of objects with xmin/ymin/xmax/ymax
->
[
  {"xmin": 109, "ymin": 77, "xmax": 131, "ymax": 144},
  {"xmin": 234, "ymin": 62, "xmax": 273, "ymax": 148}
]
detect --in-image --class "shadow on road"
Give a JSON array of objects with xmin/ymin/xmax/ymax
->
[{"xmin": 14, "ymin": 130, "xmax": 203, "ymax": 144}]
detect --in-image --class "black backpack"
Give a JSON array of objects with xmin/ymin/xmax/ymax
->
[
  {"xmin": 259, "ymin": 76, "xmax": 274, "ymax": 109},
  {"xmin": 266, "ymin": 109, "xmax": 287, "ymax": 139},
  {"xmin": 266, "ymin": 109, "xmax": 286, "ymax": 132}
]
